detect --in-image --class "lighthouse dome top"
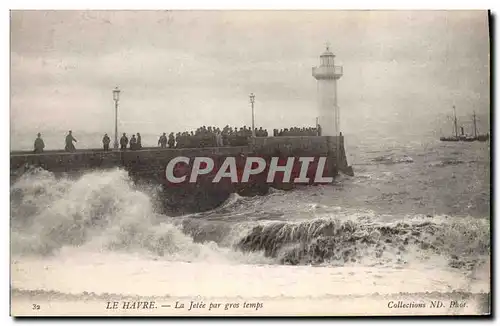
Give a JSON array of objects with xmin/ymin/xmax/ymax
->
[
  {"xmin": 320, "ymin": 44, "xmax": 335, "ymax": 57},
  {"xmin": 320, "ymin": 49, "xmax": 335, "ymax": 57}
]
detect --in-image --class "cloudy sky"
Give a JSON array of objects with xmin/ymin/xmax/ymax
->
[{"xmin": 10, "ymin": 10, "xmax": 490, "ymax": 137}]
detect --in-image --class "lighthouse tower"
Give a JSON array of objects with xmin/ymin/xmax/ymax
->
[{"xmin": 312, "ymin": 45, "xmax": 343, "ymax": 136}]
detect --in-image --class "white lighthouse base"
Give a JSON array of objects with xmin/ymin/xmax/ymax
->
[{"xmin": 317, "ymin": 79, "xmax": 339, "ymax": 136}]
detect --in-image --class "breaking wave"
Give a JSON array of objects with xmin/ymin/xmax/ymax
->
[
  {"xmin": 371, "ymin": 154, "xmax": 414, "ymax": 165},
  {"xmin": 10, "ymin": 168, "xmax": 489, "ymax": 271},
  {"xmin": 429, "ymin": 158, "xmax": 465, "ymax": 167},
  {"xmin": 10, "ymin": 168, "xmax": 269, "ymax": 264},
  {"xmin": 236, "ymin": 217, "xmax": 489, "ymax": 270}
]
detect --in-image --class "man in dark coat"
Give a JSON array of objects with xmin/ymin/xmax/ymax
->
[
  {"xmin": 158, "ymin": 133, "xmax": 167, "ymax": 148},
  {"xmin": 130, "ymin": 134, "xmax": 137, "ymax": 150},
  {"xmin": 120, "ymin": 133, "xmax": 128, "ymax": 150},
  {"xmin": 65, "ymin": 130, "xmax": 77, "ymax": 152},
  {"xmin": 136, "ymin": 133, "xmax": 142, "ymax": 149},
  {"xmin": 102, "ymin": 133, "xmax": 111, "ymax": 151},
  {"xmin": 168, "ymin": 132, "xmax": 175, "ymax": 148},
  {"xmin": 34, "ymin": 133, "xmax": 45, "ymax": 153}
]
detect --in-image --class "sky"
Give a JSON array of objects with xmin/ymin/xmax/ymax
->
[{"xmin": 10, "ymin": 10, "xmax": 490, "ymax": 138}]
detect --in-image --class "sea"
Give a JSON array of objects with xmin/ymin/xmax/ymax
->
[{"xmin": 9, "ymin": 130, "xmax": 491, "ymax": 315}]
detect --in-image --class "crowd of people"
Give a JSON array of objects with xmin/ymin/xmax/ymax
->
[
  {"xmin": 32, "ymin": 124, "xmax": 322, "ymax": 153},
  {"xmin": 273, "ymin": 126, "xmax": 321, "ymax": 136},
  {"xmin": 117, "ymin": 132, "xmax": 143, "ymax": 150},
  {"xmin": 160, "ymin": 125, "xmax": 268, "ymax": 149}
]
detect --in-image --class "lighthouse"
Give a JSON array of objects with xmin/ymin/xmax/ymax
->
[{"xmin": 312, "ymin": 45, "xmax": 343, "ymax": 136}]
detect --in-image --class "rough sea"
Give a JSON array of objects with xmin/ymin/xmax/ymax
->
[{"xmin": 9, "ymin": 131, "xmax": 491, "ymax": 315}]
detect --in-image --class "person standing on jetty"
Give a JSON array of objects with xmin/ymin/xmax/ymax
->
[
  {"xmin": 168, "ymin": 132, "xmax": 175, "ymax": 148},
  {"xmin": 120, "ymin": 133, "xmax": 129, "ymax": 150},
  {"xmin": 158, "ymin": 133, "xmax": 167, "ymax": 148},
  {"xmin": 215, "ymin": 131, "xmax": 223, "ymax": 147},
  {"xmin": 33, "ymin": 133, "xmax": 45, "ymax": 153},
  {"xmin": 65, "ymin": 131, "xmax": 77, "ymax": 152},
  {"xmin": 136, "ymin": 133, "xmax": 142, "ymax": 149},
  {"xmin": 130, "ymin": 134, "xmax": 137, "ymax": 150},
  {"xmin": 102, "ymin": 133, "xmax": 111, "ymax": 151}
]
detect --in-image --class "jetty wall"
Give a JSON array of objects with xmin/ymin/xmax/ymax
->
[
  {"xmin": 10, "ymin": 136, "xmax": 352, "ymax": 213},
  {"xmin": 11, "ymin": 136, "xmax": 349, "ymax": 175},
  {"xmin": 10, "ymin": 146, "xmax": 249, "ymax": 176}
]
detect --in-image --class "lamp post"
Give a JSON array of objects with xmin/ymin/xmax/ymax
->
[
  {"xmin": 249, "ymin": 93, "xmax": 255, "ymax": 137},
  {"xmin": 112, "ymin": 86, "xmax": 121, "ymax": 149}
]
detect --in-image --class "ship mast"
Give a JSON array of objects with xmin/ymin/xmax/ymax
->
[
  {"xmin": 473, "ymin": 111, "xmax": 478, "ymax": 138},
  {"xmin": 453, "ymin": 105, "xmax": 458, "ymax": 138}
]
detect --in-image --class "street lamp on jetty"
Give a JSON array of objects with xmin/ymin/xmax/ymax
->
[
  {"xmin": 249, "ymin": 93, "xmax": 256, "ymax": 137},
  {"xmin": 112, "ymin": 86, "xmax": 121, "ymax": 150}
]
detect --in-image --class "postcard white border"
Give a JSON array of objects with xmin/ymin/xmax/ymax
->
[{"xmin": 2, "ymin": 1, "xmax": 497, "ymax": 325}]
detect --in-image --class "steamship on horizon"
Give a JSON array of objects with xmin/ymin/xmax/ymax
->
[{"xmin": 440, "ymin": 106, "xmax": 489, "ymax": 142}]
